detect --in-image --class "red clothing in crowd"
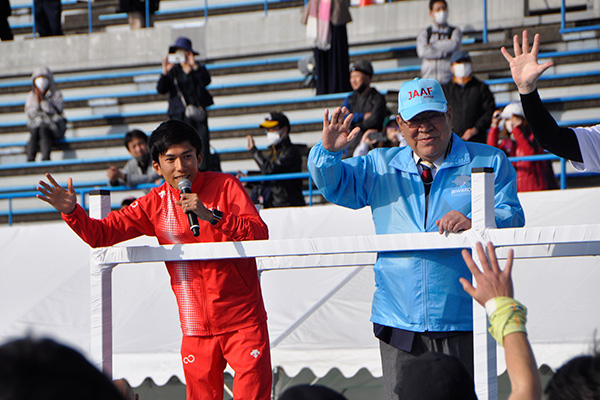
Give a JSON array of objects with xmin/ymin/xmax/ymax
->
[
  {"xmin": 487, "ymin": 125, "xmax": 558, "ymax": 192},
  {"xmin": 62, "ymin": 171, "xmax": 271, "ymax": 399}
]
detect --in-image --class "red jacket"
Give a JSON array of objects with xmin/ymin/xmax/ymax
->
[
  {"xmin": 487, "ymin": 125, "xmax": 558, "ymax": 192},
  {"xmin": 63, "ymin": 171, "xmax": 269, "ymax": 336}
]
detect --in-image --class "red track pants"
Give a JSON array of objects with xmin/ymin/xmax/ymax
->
[{"xmin": 181, "ymin": 322, "xmax": 272, "ymax": 400}]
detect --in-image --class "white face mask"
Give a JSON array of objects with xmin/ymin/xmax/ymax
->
[
  {"xmin": 453, "ymin": 63, "xmax": 472, "ymax": 79},
  {"xmin": 505, "ymin": 120, "xmax": 513, "ymax": 134},
  {"xmin": 34, "ymin": 76, "xmax": 50, "ymax": 92},
  {"xmin": 266, "ymin": 129, "xmax": 283, "ymax": 145},
  {"xmin": 433, "ymin": 10, "xmax": 448, "ymax": 25}
]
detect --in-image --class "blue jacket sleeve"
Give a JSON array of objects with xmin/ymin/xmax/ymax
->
[{"xmin": 307, "ymin": 141, "xmax": 376, "ymax": 209}]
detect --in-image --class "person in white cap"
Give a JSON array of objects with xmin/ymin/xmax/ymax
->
[
  {"xmin": 308, "ymin": 77, "xmax": 524, "ymax": 400},
  {"xmin": 487, "ymin": 101, "xmax": 558, "ymax": 192},
  {"xmin": 502, "ymin": 30, "xmax": 600, "ymax": 173}
]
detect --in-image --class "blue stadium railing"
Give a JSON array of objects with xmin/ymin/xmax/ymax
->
[{"xmin": 1, "ymin": 153, "xmax": 594, "ymax": 225}]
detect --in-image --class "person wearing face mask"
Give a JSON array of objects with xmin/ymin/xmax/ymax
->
[
  {"xmin": 416, "ymin": 0, "xmax": 462, "ymax": 85},
  {"xmin": 341, "ymin": 59, "xmax": 387, "ymax": 157},
  {"xmin": 442, "ymin": 50, "xmax": 496, "ymax": 143},
  {"xmin": 244, "ymin": 111, "xmax": 306, "ymax": 208},
  {"xmin": 24, "ymin": 66, "xmax": 64, "ymax": 162},
  {"xmin": 157, "ymin": 37, "xmax": 215, "ymax": 172},
  {"xmin": 487, "ymin": 101, "xmax": 558, "ymax": 192}
]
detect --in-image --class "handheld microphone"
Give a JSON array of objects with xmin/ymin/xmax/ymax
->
[{"xmin": 177, "ymin": 179, "xmax": 200, "ymax": 237}]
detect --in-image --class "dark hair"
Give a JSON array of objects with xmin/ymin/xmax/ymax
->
[
  {"xmin": 123, "ymin": 129, "xmax": 148, "ymax": 150},
  {"xmin": 0, "ymin": 337, "xmax": 125, "ymax": 400},
  {"xmin": 148, "ymin": 120, "xmax": 203, "ymax": 163},
  {"xmin": 545, "ymin": 352, "xmax": 600, "ymax": 400},
  {"xmin": 429, "ymin": 0, "xmax": 447, "ymax": 10}
]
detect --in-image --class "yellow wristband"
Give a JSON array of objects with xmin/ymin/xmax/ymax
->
[{"xmin": 485, "ymin": 297, "xmax": 527, "ymax": 347}]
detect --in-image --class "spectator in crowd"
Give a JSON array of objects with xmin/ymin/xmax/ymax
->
[
  {"xmin": 487, "ymin": 101, "xmax": 558, "ymax": 192},
  {"xmin": 157, "ymin": 37, "xmax": 214, "ymax": 172},
  {"xmin": 353, "ymin": 114, "xmax": 406, "ymax": 157},
  {"xmin": 33, "ymin": 0, "xmax": 62, "ymax": 37},
  {"xmin": 399, "ymin": 241, "xmax": 542, "ymax": 400},
  {"xmin": 416, "ymin": 0, "xmax": 462, "ymax": 85},
  {"xmin": 302, "ymin": 0, "xmax": 352, "ymax": 95},
  {"xmin": 37, "ymin": 119, "xmax": 272, "ymax": 400},
  {"xmin": 106, "ymin": 129, "xmax": 161, "ymax": 189},
  {"xmin": 341, "ymin": 59, "xmax": 387, "ymax": 156},
  {"xmin": 308, "ymin": 77, "xmax": 524, "ymax": 400},
  {"xmin": 502, "ymin": 30, "xmax": 600, "ymax": 174},
  {"xmin": 120, "ymin": 197, "xmax": 136, "ymax": 210},
  {"xmin": 279, "ymin": 384, "xmax": 348, "ymax": 400},
  {"xmin": 118, "ymin": 0, "xmax": 159, "ymax": 29},
  {"xmin": 0, "ymin": 336, "xmax": 125, "ymax": 400},
  {"xmin": 25, "ymin": 66, "xmax": 65, "ymax": 162},
  {"xmin": 113, "ymin": 379, "xmax": 138, "ymax": 400},
  {"xmin": 545, "ymin": 348, "xmax": 600, "ymax": 399},
  {"xmin": 0, "ymin": 0, "xmax": 13, "ymax": 41},
  {"xmin": 442, "ymin": 50, "xmax": 496, "ymax": 143},
  {"xmin": 245, "ymin": 111, "xmax": 306, "ymax": 208}
]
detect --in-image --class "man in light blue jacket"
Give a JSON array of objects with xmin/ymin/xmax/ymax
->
[{"xmin": 308, "ymin": 77, "xmax": 524, "ymax": 400}]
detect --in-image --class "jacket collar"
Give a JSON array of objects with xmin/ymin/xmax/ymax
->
[{"xmin": 389, "ymin": 133, "xmax": 471, "ymax": 174}]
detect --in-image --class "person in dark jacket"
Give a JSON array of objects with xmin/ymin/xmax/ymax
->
[
  {"xmin": 118, "ymin": 0, "xmax": 159, "ymax": 29},
  {"xmin": 0, "ymin": 0, "xmax": 13, "ymax": 41},
  {"xmin": 341, "ymin": 59, "xmax": 388, "ymax": 157},
  {"xmin": 156, "ymin": 37, "xmax": 214, "ymax": 171},
  {"xmin": 245, "ymin": 111, "xmax": 306, "ymax": 208},
  {"xmin": 442, "ymin": 50, "xmax": 496, "ymax": 143}
]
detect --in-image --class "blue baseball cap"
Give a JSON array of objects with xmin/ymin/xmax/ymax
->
[{"xmin": 398, "ymin": 78, "xmax": 447, "ymax": 121}]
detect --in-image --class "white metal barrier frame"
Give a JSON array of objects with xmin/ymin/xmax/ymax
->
[{"xmin": 88, "ymin": 169, "xmax": 600, "ymax": 400}]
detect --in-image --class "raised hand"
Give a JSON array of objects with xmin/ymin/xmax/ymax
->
[
  {"xmin": 501, "ymin": 30, "xmax": 554, "ymax": 95},
  {"xmin": 321, "ymin": 107, "xmax": 361, "ymax": 153},
  {"xmin": 36, "ymin": 173, "xmax": 77, "ymax": 214}
]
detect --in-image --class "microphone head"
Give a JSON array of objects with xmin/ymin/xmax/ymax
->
[{"xmin": 177, "ymin": 179, "xmax": 192, "ymax": 191}]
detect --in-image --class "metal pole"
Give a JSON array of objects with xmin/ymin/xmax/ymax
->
[
  {"xmin": 482, "ymin": 0, "xmax": 488, "ymax": 44},
  {"xmin": 145, "ymin": 0, "xmax": 150, "ymax": 28},
  {"xmin": 204, "ymin": 0, "xmax": 208, "ymax": 23},
  {"xmin": 561, "ymin": 0, "xmax": 566, "ymax": 32},
  {"xmin": 8, "ymin": 197, "xmax": 12, "ymax": 226},
  {"xmin": 88, "ymin": 0, "xmax": 92, "ymax": 33},
  {"xmin": 264, "ymin": 0, "xmax": 268, "ymax": 16},
  {"xmin": 32, "ymin": 0, "xmax": 36, "ymax": 38},
  {"xmin": 560, "ymin": 158, "xmax": 567, "ymax": 189}
]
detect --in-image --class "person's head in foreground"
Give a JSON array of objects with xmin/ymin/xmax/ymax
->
[
  {"xmin": 0, "ymin": 337, "xmax": 124, "ymax": 400},
  {"xmin": 396, "ymin": 77, "xmax": 454, "ymax": 163}
]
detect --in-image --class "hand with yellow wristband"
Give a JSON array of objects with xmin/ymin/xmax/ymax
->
[
  {"xmin": 459, "ymin": 242, "xmax": 526, "ymax": 346},
  {"xmin": 460, "ymin": 242, "xmax": 541, "ymax": 400}
]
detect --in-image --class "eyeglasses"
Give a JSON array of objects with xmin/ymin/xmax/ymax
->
[{"xmin": 402, "ymin": 112, "xmax": 446, "ymax": 128}]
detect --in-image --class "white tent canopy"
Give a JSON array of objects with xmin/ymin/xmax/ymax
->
[{"xmin": 1, "ymin": 188, "xmax": 600, "ymax": 386}]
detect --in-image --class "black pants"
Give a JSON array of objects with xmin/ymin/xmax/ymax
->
[
  {"xmin": 313, "ymin": 23, "xmax": 351, "ymax": 95},
  {"xmin": 0, "ymin": 15, "xmax": 13, "ymax": 41},
  {"xmin": 34, "ymin": 0, "xmax": 62, "ymax": 37},
  {"xmin": 27, "ymin": 126, "xmax": 53, "ymax": 161}
]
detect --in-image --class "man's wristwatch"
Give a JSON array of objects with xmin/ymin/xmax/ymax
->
[{"xmin": 210, "ymin": 209, "xmax": 223, "ymax": 225}]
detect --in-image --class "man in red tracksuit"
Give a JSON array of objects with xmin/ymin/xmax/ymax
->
[{"xmin": 37, "ymin": 120, "xmax": 272, "ymax": 400}]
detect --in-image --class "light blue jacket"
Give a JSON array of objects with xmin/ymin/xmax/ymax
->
[{"xmin": 307, "ymin": 134, "xmax": 525, "ymax": 332}]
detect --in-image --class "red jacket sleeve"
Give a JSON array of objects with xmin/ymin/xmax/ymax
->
[
  {"xmin": 211, "ymin": 175, "xmax": 269, "ymax": 242},
  {"xmin": 62, "ymin": 199, "xmax": 155, "ymax": 248}
]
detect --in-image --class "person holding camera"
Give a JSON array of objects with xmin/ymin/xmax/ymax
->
[
  {"xmin": 25, "ymin": 66, "xmax": 65, "ymax": 162},
  {"xmin": 157, "ymin": 36, "xmax": 214, "ymax": 171}
]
